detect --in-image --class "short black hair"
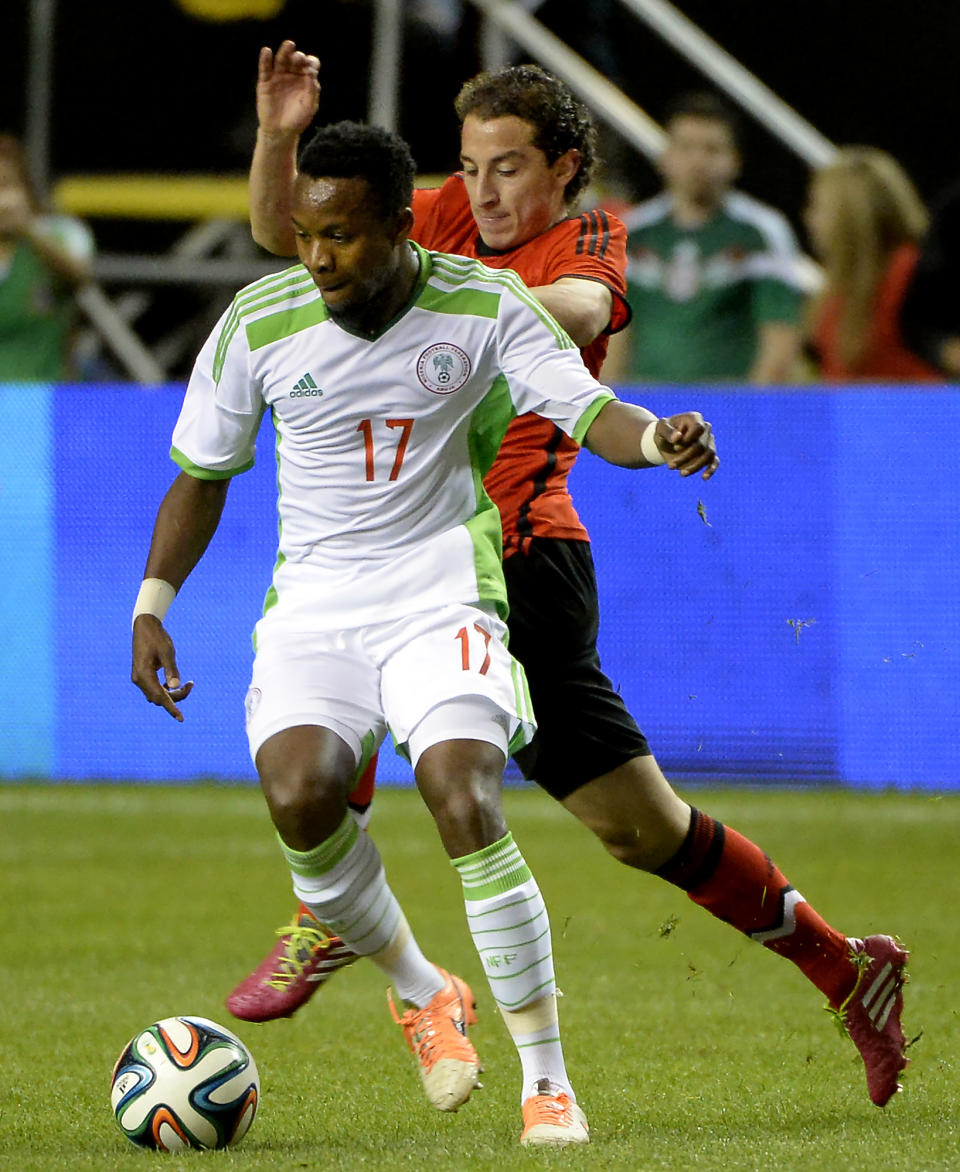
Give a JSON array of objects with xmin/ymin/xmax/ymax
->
[
  {"xmin": 454, "ymin": 65, "xmax": 597, "ymax": 205},
  {"xmin": 663, "ymin": 91, "xmax": 742, "ymax": 147},
  {"xmin": 297, "ymin": 121, "xmax": 416, "ymax": 221}
]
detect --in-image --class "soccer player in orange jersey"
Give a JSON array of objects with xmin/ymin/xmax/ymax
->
[{"xmin": 229, "ymin": 42, "xmax": 909, "ymax": 1110}]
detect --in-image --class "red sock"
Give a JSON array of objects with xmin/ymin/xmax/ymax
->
[{"xmin": 656, "ymin": 808, "xmax": 856, "ymax": 1006}]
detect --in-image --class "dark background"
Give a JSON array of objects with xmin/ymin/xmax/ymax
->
[
  {"xmin": 4, "ymin": 1, "xmax": 960, "ymax": 255},
  {"xmin": 6, "ymin": 2, "xmax": 960, "ymax": 206}
]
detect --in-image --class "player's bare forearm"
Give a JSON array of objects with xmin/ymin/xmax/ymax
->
[
  {"xmin": 584, "ymin": 402, "xmax": 719, "ymax": 479},
  {"xmin": 528, "ymin": 278, "xmax": 613, "ymax": 348},
  {"xmin": 583, "ymin": 400, "xmax": 657, "ymax": 466},
  {"xmin": 131, "ymin": 473, "xmax": 229, "ymax": 721},
  {"xmin": 143, "ymin": 472, "xmax": 230, "ymax": 590},
  {"xmin": 250, "ymin": 130, "xmax": 300, "ymax": 255}
]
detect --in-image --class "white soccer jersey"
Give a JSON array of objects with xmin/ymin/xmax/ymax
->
[{"xmin": 171, "ymin": 244, "xmax": 615, "ymax": 630}]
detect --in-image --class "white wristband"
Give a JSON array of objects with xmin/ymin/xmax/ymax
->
[
  {"xmin": 641, "ymin": 419, "xmax": 667, "ymax": 465},
  {"xmin": 132, "ymin": 578, "xmax": 176, "ymax": 630}
]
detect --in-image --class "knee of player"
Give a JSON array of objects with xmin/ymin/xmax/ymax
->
[
  {"xmin": 421, "ymin": 774, "xmax": 507, "ymax": 856},
  {"xmin": 260, "ymin": 767, "xmax": 343, "ymax": 825},
  {"xmin": 435, "ymin": 778, "xmax": 502, "ymax": 829}
]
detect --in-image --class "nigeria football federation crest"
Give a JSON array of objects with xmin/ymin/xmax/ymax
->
[{"xmin": 416, "ymin": 343, "xmax": 471, "ymax": 394}]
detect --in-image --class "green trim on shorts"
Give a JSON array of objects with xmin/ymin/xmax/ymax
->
[
  {"xmin": 508, "ymin": 659, "xmax": 535, "ymax": 754},
  {"xmin": 387, "ymin": 723, "xmax": 411, "ymax": 765}
]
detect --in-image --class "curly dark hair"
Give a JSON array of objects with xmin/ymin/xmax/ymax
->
[
  {"xmin": 453, "ymin": 65, "xmax": 597, "ymax": 206},
  {"xmin": 297, "ymin": 121, "xmax": 416, "ymax": 221}
]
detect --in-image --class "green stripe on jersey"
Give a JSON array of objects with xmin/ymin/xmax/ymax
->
[
  {"xmin": 488, "ymin": 266, "xmax": 577, "ymax": 350},
  {"xmin": 170, "ymin": 446, "xmax": 251, "ymax": 480},
  {"xmin": 212, "ymin": 266, "xmax": 316, "ymax": 380},
  {"xmin": 416, "ymin": 282, "xmax": 501, "ymax": 320},
  {"xmin": 428, "ymin": 252, "xmax": 577, "ymax": 351},
  {"xmin": 465, "ymin": 504, "xmax": 508, "ymax": 619},
  {"xmin": 465, "ymin": 373, "xmax": 516, "ymax": 619},
  {"xmin": 246, "ymin": 296, "xmax": 330, "ymax": 352},
  {"xmin": 572, "ymin": 390, "xmax": 617, "ymax": 446},
  {"xmin": 257, "ymin": 405, "xmax": 287, "ymax": 638}
]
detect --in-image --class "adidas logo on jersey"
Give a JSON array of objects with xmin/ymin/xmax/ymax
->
[{"xmin": 290, "ymin": 373, "xmax": 323, "ymax": 397}]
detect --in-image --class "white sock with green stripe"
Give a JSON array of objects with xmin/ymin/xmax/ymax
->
[
  {"xmin": 453, "ymin": 831, "xmax": 573, "ymax": 1100},
  {"xmin": 500, "ymin": 995, "xmax": 573, "ymax": 1103},
  {"xmin": 279, "ymin": 815, "xmax": 444, "ymax": 1008}
]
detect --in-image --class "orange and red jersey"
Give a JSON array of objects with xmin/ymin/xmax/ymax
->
[{"xmin": 411, "ymin": 175, "xmax": 630, "ymax": 554}]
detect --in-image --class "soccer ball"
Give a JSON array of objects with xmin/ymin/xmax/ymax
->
[{"xmin": 110, "ymin": 1015, "xmax": 259, "ymax": 1151}]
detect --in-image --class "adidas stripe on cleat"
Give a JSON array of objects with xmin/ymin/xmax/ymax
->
[
  {"xmin": 226, "ymin": 904, "xmax": 358, "ymax": 1023},
  {"xmin": 389, "ymin": 968, "xmax": 481, "ymax": 1112},
  {"xmin": 831, "ymin": 934, "xmax": 909, "ymax": 1107}
]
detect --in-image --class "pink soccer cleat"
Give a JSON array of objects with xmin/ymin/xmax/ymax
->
[
  {"xmin": 227, "ymin": 904, "xmax": 358, "ymax": 1023},
  {"xmin": 832, "ymin": 934, "xmax": 909, "ymax": 1107}
]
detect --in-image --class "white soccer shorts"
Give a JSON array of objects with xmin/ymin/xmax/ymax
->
[{"xmin": 244, "ymin": 601, "xmax": 535, "ymax": 768}]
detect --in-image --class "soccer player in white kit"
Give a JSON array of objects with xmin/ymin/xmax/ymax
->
[{"xmin": 131, "ymin": 121, "xmax": 718, "ymax": 1145}]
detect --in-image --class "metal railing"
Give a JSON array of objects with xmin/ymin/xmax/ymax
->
[
  {"xmin": 463, "ymin": 0, "xmax": 826, "ymax": 291},
  {"xmin": 619, "ymin": 0, "xmax": 836, "ymax": 167},
  {"xmin": 469, "ymin": 0, "xmax": 667, "ymax": 162},
  {"xmin": 465, "ymin": 0, "xmax": 837, "ymax": 168},
  {"xmin": 29, "ymin": 0, "xmax": 834, "ymax": 379}
]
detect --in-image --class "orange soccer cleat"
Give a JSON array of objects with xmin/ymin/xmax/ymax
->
[
  {"xmin": 388, "ymin": 968, "xmax": 481, "ymax": 1111},
  {"xmin": 520, "ymin": 1079, "xmax": 589, "ymax": 1146}
]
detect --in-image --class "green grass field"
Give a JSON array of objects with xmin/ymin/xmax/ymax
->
[{"xmin": 1, "ymin": 783, "xmax": 957, "ymax": 1171}]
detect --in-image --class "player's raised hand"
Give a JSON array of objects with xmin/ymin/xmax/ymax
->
[
  {"xmin": 257, "ymin": 40, "xmax": 321, "ymax": 136},
  {"xmin": 131, "ymin": 615, "xmax": 194, "ymax": 722},
  {"xmin": 657, "ymin": 412, "xmax": 719, "ymax": 480}
]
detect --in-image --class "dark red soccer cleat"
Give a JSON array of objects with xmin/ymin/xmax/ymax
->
[
  {"xmin": 834, "ymin": 934, "xmax": 909, "ymax": 1107},
  {"xmin": 226, "ymin": 904, "xmax": 359, "ymax": 1023}
]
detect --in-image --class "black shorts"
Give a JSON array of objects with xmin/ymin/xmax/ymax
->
[{"xmin": 503, "ymin": 537, "xmax": 651, "ymax": 800}]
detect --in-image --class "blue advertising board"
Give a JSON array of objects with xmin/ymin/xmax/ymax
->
[{"xmin": 1, "ymin": 383, "xmax": 957, "ymax": 789}]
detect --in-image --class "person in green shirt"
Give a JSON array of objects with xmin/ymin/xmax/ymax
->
[
  {"xmin": 606, "ymin": 92, "xmax": 805, "ymax": 384},
  {"xmin": 0, "ymin": 135, "xmax": 94, "ymax": 382}
]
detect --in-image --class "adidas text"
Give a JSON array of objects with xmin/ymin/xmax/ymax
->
[{"xmin": 291, "ymin": 373, "xmax": 322, "ymax": 397}]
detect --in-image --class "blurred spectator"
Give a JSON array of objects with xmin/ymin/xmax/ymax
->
[
  {"xmin": 605, "ymin": 92, "xmax": 804, "ymax": 384},
  {"xmin": 899, "ymin": 182, "xmax": 960, "ymax": 379},
  {"xmin": 0, "ymin": 134, "xmax": 94, "ymax": 381},
  {"xmin": 805, "ymin": 146, "xmax": 940, "ymax": 381}
]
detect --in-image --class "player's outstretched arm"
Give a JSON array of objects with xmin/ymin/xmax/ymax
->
[
  {"xmin": 584, "ymin": 402, "xmax": 719, "ymax": 479},
  {"xmin": 250, "ymin": 40, "xmax": 319, "ymax": 255},
  {"xmin": 131, "ymin": 473, "xmax": 230, "ymax": 721}
]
